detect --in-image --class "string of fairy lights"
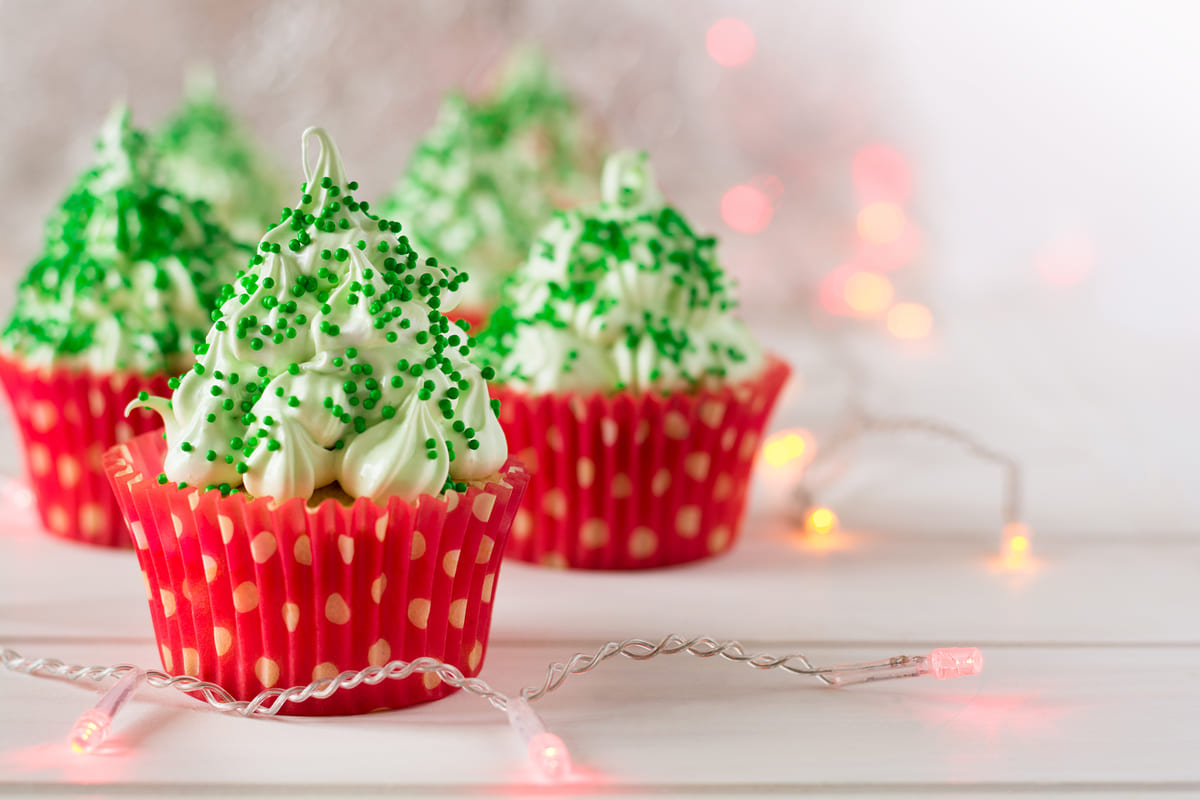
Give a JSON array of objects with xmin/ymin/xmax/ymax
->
[{"xmin": 1, "ymin": 636, "xmax": 982, "ymax": 780}]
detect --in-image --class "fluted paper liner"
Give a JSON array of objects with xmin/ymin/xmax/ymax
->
[
  {"xmin": 492, "ymin": 356, "xmax": 791, "ymax": 570},
  {"xmin": 105, "ymin": 431, "xmax": 529, "ymax": 716},
  {"xmin": 0, "ymin": 352, "xmax": 171, "ymax": 547}
]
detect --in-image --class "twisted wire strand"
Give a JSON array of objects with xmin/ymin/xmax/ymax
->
[
  {"xmin": 2, "ymin": 635, "xmax": 840, "ymax": 719},
  {"xmin": 519, "ymin": 634, "xmax": 835, "ymax": 701},
  {"xmin": 1, "ymin": 648, "xmax": 510, "ymax": 716},
  {"xmin": 802, "ymin": 331, "xmax": 1024, "ymax": 527},
  {"xmin": 800, "ymin": 410, "xmax": 1022, "ymax": 524}
]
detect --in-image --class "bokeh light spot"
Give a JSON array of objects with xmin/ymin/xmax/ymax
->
[
  {"xmin": 853, "ymin": 144, "xmax": 911, "ymax": 202},
  {"xmin": 762, "ymin": 429, "xmax": 812, "ymax": 468},
  {"xmin": 706, "ymin": 18, "xmax": 756, "ymax": 67},
  {"xmin": 886, "ymin": 302, "xmax": 933, "ymax": 340},
  {"xmin": 857, "ymin": 201, "xmax": 907, "ymax": 246},
  {"xmin": 721, "ymin": 184, "xmax": 772, "ymax": 233},
  {"xmin": 843, "ymin": 271, "xmax": 894, "ymax": 317},
  {"xmin": 805, "ymin": 507, "xmax": 838, "ymax": 536}
]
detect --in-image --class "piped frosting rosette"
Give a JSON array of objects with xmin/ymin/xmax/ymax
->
[
  {"xmin": 106, "ymin": 128, "xmax": 528, "ymax": 714},
  {"xmin": 478, "ymin": 151, "xmax": 789, "ymax": 570},
  {"xmin": 0, "ymin": 106, "xmax": 246, "ymax": 546}
]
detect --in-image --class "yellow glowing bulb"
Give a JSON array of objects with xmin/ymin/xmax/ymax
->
[
  {"xmin": 1002, "ymin": 522, "xmax": 1032, "ymax": 559},
  {"xmin": 805, "ymin": 507, "xmax": 838, "ymax": 536},
  {"xmin": 762, "ymin": 430, "xmax": 809, "ymax": 468},
  {"xmin": 886, "ymin": 302, "xmax": 933, "ymax": 340},
  {"xmin": 857, "ymin": 201, "xmax": 907, "ymax": 245},
  {"xmin": 843, "ymin": 271, "xmax": 895, "ymax": 317}
]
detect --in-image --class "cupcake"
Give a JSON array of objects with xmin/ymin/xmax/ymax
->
[
  {"xmin": 477, "ymin": 151, "xmax": 790, "ymax": 570},
  {"xmin": 379, "ymin": 49, "xmax": 601, "ymax": 328},
  {"xmin": 105, "ymin": 127, "xmax": 528, "ymax": 715},
  {"xmin": 0, "ymin": 106, "xmax": 247, "ymax": 546},
  {"xmin": 156, "ymin": 69, "xmax": 285, "ymax": 241}
]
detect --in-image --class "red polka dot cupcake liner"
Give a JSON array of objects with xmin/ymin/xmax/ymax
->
[
  {"xmin": 104, "ymin": 431, "xmax": 530, "ymax": 716},
  {"xmin": 0, "ymin": 352, "xmax": 171, "ymax": 547},
  {"xmin": 492, "ymin": 355, "xmax": 791, "ymax": 570}
]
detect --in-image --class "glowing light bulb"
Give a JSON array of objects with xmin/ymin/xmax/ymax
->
[
  {"xmin": 827, "ymin": 647, "xmax": 984, "ymax": 686},
  {"xmin": 68, "ymin": 668, "xmax": 144, "ymax": 755},
  {"xmin": 1002, "ymin": 521, "xmax": 1032, "ymax": 560},
  {"xmin": 721, "ymin": 184, "xmax": 772, "ymax": 233},
  {"xmin": 706, "ymin": 18, "xmax": 755, "ymax": 67},
  {"xmin": 857, "ymin": 202, "xmax": 907, "ymax": 246},
  {"xmin": 843, "ymin": 271, "xmax": 894, "ymax": 317},
  {"xmin": 529, "ymin": 732, "xmax": 572, "ymax": 781},
  {"xmin": 762, "ymin": 429, "xmax": 811, "ymax": 468},
  {"xmin": 805, "ymin": 507, "xmax": 838, "ymax": 536},
  {"xmin": 927, "ymin": 647, "xmax": 984, "ymax": 680},
  {"xmin": 69, "ymin": 709, "xmax": 111, "ymax": 754},
  {"xmin": 886, "ymin": 302, "xmax": 933, "ymax": 340},
  {"xmin": 507, "ymin": 697, "xmax": 572, "ymax": 781}
]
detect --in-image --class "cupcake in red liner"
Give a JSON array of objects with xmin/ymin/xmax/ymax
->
[
  {"xmin": 0, "ymin": 359, "xmax": 169, "ymax": 546},
  {"xmin": 477, "ymin": 151, "xmax": 790, "ymax": 569},
  {"xmin": 113, "ymin": 128, "xmax": 520, "ymax": 714},
  {"xmin": 105, "ymin": 432, "xmax": 527, "ymax": 715},
  {"xmin": 0, "ymin": 106, "xmax": 247, "ymax": 546},
  {"xmin": 379, "ymin": 48, "xmax": 603, "ymax": 328}
]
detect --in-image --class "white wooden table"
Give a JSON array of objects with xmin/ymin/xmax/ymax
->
[{"xmin": 2, "ymin": 327, "xmax": 1198, "ymax": 797}]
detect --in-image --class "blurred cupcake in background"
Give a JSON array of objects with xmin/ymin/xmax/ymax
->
[
  {"xmin": 156, "ymin": 69, "xmax": 285, "ymax": 241},
  {"xmin": 477, "ymin": 150, "xmax": 791, "ymax": 570},
  {"xmin": 107, "ymin": 127, "xmax": 528, "ymax": 715},
  {"xmin": 379, "ymin": 48, "xmax": 603, "ymax": 329},
  {"xmin": 0, "ymin": 106, "xmax": 248, "ymax": 546}
]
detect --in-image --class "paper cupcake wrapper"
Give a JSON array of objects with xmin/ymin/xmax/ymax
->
[
  {"xmin": 447, "ymin": 305, "xmax": 488, "ymax": 334},
  {"xmin": 0, "ymin": 353, "xmax": 171, "ymax": 547},
  {"xmin": 492, "ymin": 356, "xmax": 791, "ymax": 570},
  {"xmin": 104, "ymin": 431, "xmax": 530, "ymax": 716}
]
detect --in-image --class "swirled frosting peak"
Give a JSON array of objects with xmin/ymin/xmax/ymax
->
[
  {"xmin": 136, "ymin": 127, "xmax": 508, "ymax": 503},
  {"xmin": 1, "ymin": 105, "xmax": 247, "ymax": 373},
  {"xmin": 477, "ymin": 150, "xmax": 764, "ymax": 394}
]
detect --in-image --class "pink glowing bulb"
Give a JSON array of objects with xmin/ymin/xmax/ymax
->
[
  {"xmin": 69, "ymin": 709, "xmax": 112, "ymax": 754},
  {"xmin": 529, "ymin": 732, "xmax": 572, "ymax": 781},
  {"xmin": 68, "ymin": 669, "xmax": 144, "ymax": 755},
  {"xmin": 927, "ymin": 648, "xmax": 984, "ymax": 680}
]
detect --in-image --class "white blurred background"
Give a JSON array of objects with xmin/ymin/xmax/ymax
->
[{"xmin": 0, "ymin": 0, "xmax": 1195, "ymax": 538}]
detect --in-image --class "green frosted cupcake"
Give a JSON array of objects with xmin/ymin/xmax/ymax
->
[
  {"xmin": 156, "ymin": 70, "xmax": 285, "ymax": 241},
  {"xmin": 0, "ymin": 105, "xmax": 250, "ymax": 546},
  {"xmin": 380, "ymin": 49, "xmax": 602, "ymax": 325}
]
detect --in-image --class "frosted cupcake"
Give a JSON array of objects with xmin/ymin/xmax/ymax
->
[
  {"xmin": 477, "ymin": 151, "xmax": 790, "ymax": 570},
  {"xmin": 106, "ymin": 128, "xmax": 528, "ymax": 715},
  {"xmin": 380, "ymin": 49, "xmax": 601, "ymax": 328},
  {"xmin": 0, "ymin": 106, "xmax": 247, "ymax": 546},
  {"xmin": 156, "ymin": 70, "xmax": 285, "ymax": 241}
]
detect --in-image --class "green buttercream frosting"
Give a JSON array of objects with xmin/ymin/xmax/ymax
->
[
  {"xmin": 156, "ymin": 70, "xmax": 284, "ymax": 241},
  {"xmin": 1, "ymin": 106, "xmax": 250, "ymax": 373},
  {"xmin": 476, "ymin": 151, "xmax": 764, "ymax": 395},
  {"xmin": 380, "ymin": 48, "xmax": 601, "ymax": 311}
]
